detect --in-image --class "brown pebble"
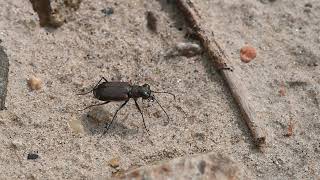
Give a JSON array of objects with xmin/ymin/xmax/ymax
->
[
  {"xmin": 284, "ymin": 120, "xmax": 294, "ymax": 137},
  {"xmin": 240, "ymin": 45, "xmax": 256, "ymax": 63},
  {"xmin": 146, "ymin": 11, "xmax": 157, "ymax": 32},
  {"xmin": 152, "ymin": 111, "xmax": 161, "ymax": 118},
  {"xmin": 108, "ymin": 157, "xmax": 120, "ymax": 168},
  {"xmin": 49, "ymin": 11, "xmax": 65, "ymax": 27},
  {"xmin": 27, "ymin": 77, "xmax": 42, "ymax": 90},
  {"xmin": 64, "ymin": 0, "xmax": 82, "ymax": 10},
  {"xmin": 279, "ymin": 88, "xmax": 286, "ymax": 96},
  {"xmin": 279, "ymin": 83, "xmax": 286, "ymax": 96}
]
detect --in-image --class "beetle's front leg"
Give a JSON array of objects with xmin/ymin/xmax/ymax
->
[
  {"xmin": 104, "ymin": 100, "xmax": 129, "ymax": 134},
  {"xmin": 134, "ymin": 99, "xmax": 149, "ymax": 132}
]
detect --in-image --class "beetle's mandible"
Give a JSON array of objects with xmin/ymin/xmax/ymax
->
[{"xmin": 78, "ymin": 77, "xmax": 175, "ymax": 133}]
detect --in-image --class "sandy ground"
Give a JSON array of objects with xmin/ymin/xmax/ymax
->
[{"xmin": 0, "ymin": 0, "xmax": 319, "ymax": 179}]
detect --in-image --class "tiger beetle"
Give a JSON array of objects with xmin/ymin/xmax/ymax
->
[{"xmin": 78, "ymin": 77, "xmax": 175, "ymax": 133}]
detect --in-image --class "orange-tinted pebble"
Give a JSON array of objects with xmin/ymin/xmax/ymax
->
[
  {"xmin": 279, "ymin": 88, "xmax": 286, "ymax": 96},
  {"xmin": 240, "ymin": 45, "xmax": 256, "ymax": 63},
  {"xmin": 284, "ymin": 120, "xmax": 294, "ymax": 137},
  {"xmin": 279, "ymin": 83, "xmax": 286, "ymax": 96},
  {"xmin": 27, "ymin": 77, "xmax": 42, "ymax": 90},
  {"xmin": 108, "ymin": 157, "xmax": 120, "ymax": 168},
  {"xmin": 279, "ymin": 82, "xmax": 286, "ymax": 96}
]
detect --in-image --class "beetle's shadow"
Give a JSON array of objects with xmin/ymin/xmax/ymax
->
[{"xmin": 81, "ymin": 111, "xmax": 139, "ymax": 137}]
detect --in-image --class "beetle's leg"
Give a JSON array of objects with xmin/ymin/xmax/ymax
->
[
  {"xmin": 79, "ymin": 101, "xmax": 110, "ymax": 111},
  {"xmin": 153, "ymin": 97, "xmax": 170, "ymax": 125},
  {"xmin": 104, "ymin": 100, "xmax": 129, "ymax": 133},
  {"xmin": 134, "ymin": 99, "xmax": 149, "ymax": 132},
  {"xmin": 101, "ymin": 77, "xmax": 108, "ymax": 82},
  {"xmin": 77, "ymin": 77, "xmax": 108, "ymax": 95}
]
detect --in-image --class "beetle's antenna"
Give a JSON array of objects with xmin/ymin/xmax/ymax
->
[
  {"xmin": 153, "ymin": 96, "xmax": 170, "ymax": 123},
  {"xmin": 151, "ymin": 91, "xmax": 176, "ymax": 100}
]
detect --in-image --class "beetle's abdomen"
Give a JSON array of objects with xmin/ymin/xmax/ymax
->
[{"xmin": 93, "ymin": 82, "xmax": 131, "ymax": 101}]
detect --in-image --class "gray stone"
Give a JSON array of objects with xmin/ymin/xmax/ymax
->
[
  {"xmin": 0, "ymin": 46, "xmax": 9, "ymax": 110},
  {"xmin": 115, "ymin": 152, "xmax": 249, "ymax": 180}
]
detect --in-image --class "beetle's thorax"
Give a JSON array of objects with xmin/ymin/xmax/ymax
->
[
  {"xmin": 129, "ymin": 85, "xmax": 142, "ymax": 98},
  {"xmin": 129, "ymin": 84, "xmax": 151, "ymax": 99}
]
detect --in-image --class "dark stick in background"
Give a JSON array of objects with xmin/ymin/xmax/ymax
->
[
  {"xmin": 175, "ymin": 0, "xmax": 266, "ymax": 148},
  {"xmin": 0, "ymin": 46, "xmax": 9, "ymax": 110}
]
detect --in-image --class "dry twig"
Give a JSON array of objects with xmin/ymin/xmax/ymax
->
[{"xmin": 175, "ymin": 0, "xmax": 266, "ymax": 147}]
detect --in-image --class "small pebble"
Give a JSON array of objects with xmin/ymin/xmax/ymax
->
[
  {"xmin": 27, "ymin": 77, "xmax": 42, "ymax": 90},
  {"xmin": 284, "ymin": 120, "xmax": 294, "ymax": 137},
  {"xmin": 152, "ymin": 111, "xmax": 161, "ymax": 118},
  {"xmin": 166, "ymin": 42, "xmax": 202, "ymax": 57},
  {"xmin": 49, "ymin": 12, "xmax": 65, "ymax": 27},
  {"xmin": 64, "ymin": 0, "xmax": 82, "ymax": 10},
  {"xmin": 69, "ymin": 115, "xmax": 85, "ymax": 134},
  {"xmin": 279, "ymin": 88, "xmax": 286, "ymax": 96},
  {"xmin": 305, "ymin": 3, "xmax": 312, "ymax": 8},
  {"xmin": 279, "ymin": 84, "xmax": 286, "ymax": 96},
  {"xmin": 108, "ymin": 157, "xmax": 120, "ymax": 168},
  {"xmin": 27, "ymin": 153, "xmax": 39, "ymax": 160},
  {"xmin": 101, "ymin": 7, "xmax": 114, "ymax": 16},
  {"xmin": 146, "ymin": 11, "xmax": 157, "ymax": 32},
  {"xmin": 240, "ymin": 45, "xmax": 256, "ymax": 63},
  {"xmin": 307, "ymin": 62, "xmax": 318, "ymax": 67},
  {"xmin": 176, "ymin": 42, "xmax": 201, "ymax": 54},
  {"xmin": 11, "ymin": 139, "xmax": 23, "ymax": 150}
]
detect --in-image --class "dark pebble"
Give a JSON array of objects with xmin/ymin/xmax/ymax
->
[
  {"xmin": 197, "ymin": 160, "xmax": 206, "ymax": 174},
  {"xmin": 305, "ymin": 3, "xmax": 312, "ymax": 8},
  {"xmin": 27, "ymin": 153, "xmax": 39, "ymax": 160},
  {"xmin": 101, "ymin": 7, "xmax": 114, "ymax": 16},
  {"xmin": 146, "ymin": 11, "xmax": 157, "ymax": 32},
  {"xmin": 308, "ymin": 62, "xmax": 318, "ymax": 67}
]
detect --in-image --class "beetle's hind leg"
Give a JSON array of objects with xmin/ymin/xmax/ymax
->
[
  {"xmin": 79, "ymin": 101, "xmax": 110, "ymax": 111},
  {"xmin": 104, "ymin": 100, "xmax": 129, "ymax": 134},
  {"xmin": 101, "ymin": 77, "xmax": 108, "ymax": 82},
  {"xmin": 134, "ymin": 99, "xmax": 149, "ymax": 132},
  {"xmin": 77, "ymin": 77, "xmax": 108, "ymax": 95}
]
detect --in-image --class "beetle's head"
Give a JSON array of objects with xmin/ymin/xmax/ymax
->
[{"xmin": 140, "ymin": 84, "xmax": 151, "ymax": 99}]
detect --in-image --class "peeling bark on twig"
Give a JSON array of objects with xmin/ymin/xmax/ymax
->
[
  {"xmin": 0, "ymin": 46, "xmax": 9, "ymax": 110},
  {"xmin": 175, "ymin": 0, "xmax": 266, "ymax": 147}
]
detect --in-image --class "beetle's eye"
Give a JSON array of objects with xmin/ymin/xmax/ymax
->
[{"xmin": 143, "ymin": 84, "xmax": 150, "ymax": 89}]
